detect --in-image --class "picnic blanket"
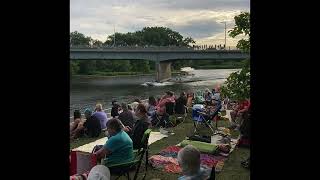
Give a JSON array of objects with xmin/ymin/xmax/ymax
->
[
  {"xmin": 72, "ymin": 132, "xmax": 170, "ymax": 153},
  {"xmin": 149, "ymin": 145, "xmax": 226, "ymax": 174},
  {"xmin": 180, "ymin": 140, "xmax": 218, "ymax": 154}
]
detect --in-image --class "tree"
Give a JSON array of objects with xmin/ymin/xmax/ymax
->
[
  {"xmin": 70, "ymin": 61, "xmax": 79, "ymax": 75},
  {"xmin": 130, "ymin": 60, "xmax": 150, "ymax": 73},
  {"xmin": 91, "ymin": 39, "xmax": 103, "ymax": 47},
  {"xmin": 221, "ymin": 12, "xmax": 250, "ymax": 101},
  {"xmin": 221, "ymin": 60, "xmax": 250, "ymax": 101},
  {"xmin": 114, "ymin": 60, "xmax": 131, "ymax": 72},
  {"xmin": 228, "ymin": 12, "xmax": 250, "ymax": 52},
  {"xmin": 182, "ymin": 37, "xmax": 196, "ymax": 46},
  {"xmin": 96, "ymin": 60, "xmax": 111, "ymax": 71},
  {"xmin": 103, "ymin": 26, "xmax": 196, "ymax": 47},
  {"xmin": 70, "ymin": 31, "xmax": 92, "ymax": 46},
  {"xmin": 78, "ymin": 60, "xmax": 97, "ymax": 74}
]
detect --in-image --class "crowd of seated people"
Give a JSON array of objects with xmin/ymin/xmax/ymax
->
[{"xmin": 71, "ymin": 87, "xmax": 250, "ymax": 179}]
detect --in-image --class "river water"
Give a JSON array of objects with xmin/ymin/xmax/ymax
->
[{"xmin": 70, "ymin": 69, "xmax": 239, "ymax": 117}]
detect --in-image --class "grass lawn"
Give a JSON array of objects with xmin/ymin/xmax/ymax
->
[{"xmin": 70, "ymin": 113, "xmax": 250, "ymax": 180}]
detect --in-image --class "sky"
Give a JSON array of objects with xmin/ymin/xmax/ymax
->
[{"xmin": 70, "ymin": 0, "xmax": 250, "ymax": 46}]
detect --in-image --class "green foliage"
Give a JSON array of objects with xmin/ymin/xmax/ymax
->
[
  {"xmin": 221, "ymin": 59, "xmax": 250, "ymax": 101},
  {"xmin": 78, "ymin": 60, "xmax": 97, "ymax": 74},
  {"xmin": 130, "ymin": 60, "xmax": 150, "ymax": 73},
  {"xmin": 228, "ymin": 12, "xmax": 250, "ymax": 52},
  {"xmin": 171, "ymin": 60, "xmax": 193, "ymax": 70},
  {"xmin": 70, "ymin": 31, "xmax": 92, "ymax": 46},
  {"xmin": 70, "ymin": 61, "xmax": 79, "ymax": 75},
  {"xmin": 95, "ymin": 60, "xmax": 110, "ymax": 71},
  {"xmin": 104, "ymin": 26, "xmax": 195, "ymax": 47},
  {"xmin": 91, "ymin": 39, "xmax": 103, "ymax": 47},
  {"xmin": 110, "ymin": 60, "xmax": 131, "ymax": 72},
  {"xmin": 222, "ymin": 12, "xmax": 250, "ymax": 101}
]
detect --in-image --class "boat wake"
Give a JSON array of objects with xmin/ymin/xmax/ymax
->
[{"xmin": 141, "ymin": 81, "xmax": 175, "ymax": 87}]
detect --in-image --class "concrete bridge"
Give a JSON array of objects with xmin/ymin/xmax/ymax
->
[{"xmin": 70, "ymin": 47, "xmax": 249, "ymax": 82}]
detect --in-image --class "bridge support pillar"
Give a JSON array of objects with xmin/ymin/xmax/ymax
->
[{"xmin": 155, "ymin": 61, "xmax": 172, "ymax": 82}]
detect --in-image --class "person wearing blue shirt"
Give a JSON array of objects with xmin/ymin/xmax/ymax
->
[{"xmin": 94, "ymin": 118, "xmax": 133, "ymax": 167}]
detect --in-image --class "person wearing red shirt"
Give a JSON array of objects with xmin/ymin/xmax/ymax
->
[
  {"xmin": 230, "ymin": 98, "xmax": 250, "ymax": 128},
  {"xmin": 156, "ymin": 91, "xmax": 175, "ymax": 115}
]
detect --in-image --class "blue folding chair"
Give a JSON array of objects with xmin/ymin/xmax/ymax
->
[{"xmin": 192, "ymin": 103, "xmax": 222, "ymax": 135}]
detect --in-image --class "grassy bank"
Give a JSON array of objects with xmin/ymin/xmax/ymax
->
[{"xmin": 70, "ymin": 113, "xmax": 250, "ymax": 180}]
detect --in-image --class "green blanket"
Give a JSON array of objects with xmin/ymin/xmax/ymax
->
[{"xmin": 180, "ymin": 140, "xmax": 217, "ymax": 154}]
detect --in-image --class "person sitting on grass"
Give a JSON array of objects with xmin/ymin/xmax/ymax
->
[
  {"xmin": 230, "ymin": 98, "xmax": 250, "ymax": 129},
  {"xmin": 156, "ymin": 91, "xmax": 175, "ymax": 116},
  {"xmin": 203, "ymin": 88, "xmax": 213, "ymax": 106},
  {"xmin": 175, "ymin": 92, "xmax": 187, "ymax": 114},
  {"xmin": 177, "ymin": 145, "xmax": 210, "ymax": 180},
  {"xmin": 212, "ymin": 87, "xmax": 221, "ymax": 105},
  {"xmin": 118, "ymin": 103, "xmax": 135, "ymax": 130},
  {"xmin": 147, "ymin": 96, "xmax": 157, "ymax": 117},
  {"xmin": 186, "ymin": 92, "xmax": 194, "ymax": 108},
  {"xmin": 70, "ymin": 109, "xmax": 81, "ymax": 133},
  {"xmin": 152, "ymin": 91, "xmax": 175, "ymax": 126},
  {"xmin": 70, "ymin": 110, "xmax": 85, "ymax": 140},
  {"xmin": 123, "ymin": 103, "xmax": 151, "ymax": 149},
  {"xmin": 92, "ymin": 103, "xmax": 108, "ymax": 130},
  {"xmin": 111, "ymin": 100, "xmax": 120, "ymax": 118},
  {"xmin": 94, "ymin": 118, "xmax": 134, "ymax": 170},
  {"xmin": 83, "ymin": 109, "xmax": 101, "ymax": 138}
]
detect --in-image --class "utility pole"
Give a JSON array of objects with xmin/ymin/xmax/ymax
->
[
  {"xmin": 224, "ymin": 21, "xmax": 226, "ymax": 49},
  {"xmin": 113, "ymin": 25, "xmax": 116, "ymax": 47}
]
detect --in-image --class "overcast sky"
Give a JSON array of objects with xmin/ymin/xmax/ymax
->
[{"xmin": 71, "ymin": 0, "xmax": 250, "ymax": 46}]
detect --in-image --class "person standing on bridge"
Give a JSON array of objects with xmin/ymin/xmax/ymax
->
[{"xmin": 92, "ymin": 103, "xmax": 108, "ymax": 129}]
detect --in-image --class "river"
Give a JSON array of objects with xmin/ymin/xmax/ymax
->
[{"xmin": 70, "ymin": 69, "xmax": 239, "ymax": 118}]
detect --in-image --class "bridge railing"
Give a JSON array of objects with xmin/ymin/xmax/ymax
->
[{"xmin": 70, "ymin": 45, "xmax": 240, "ymax": 51}]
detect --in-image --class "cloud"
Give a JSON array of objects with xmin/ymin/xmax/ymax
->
[
  {"xmin": 172, "ymin": 19, "xmax": 223, "ymax": 39},
  {"xmin": 70, "ymin": 0, "xmax": 250, "ymax": 45},
  {"xmin": 139, "ymin": 0, "xmax": 250, "ymax": 10}
]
